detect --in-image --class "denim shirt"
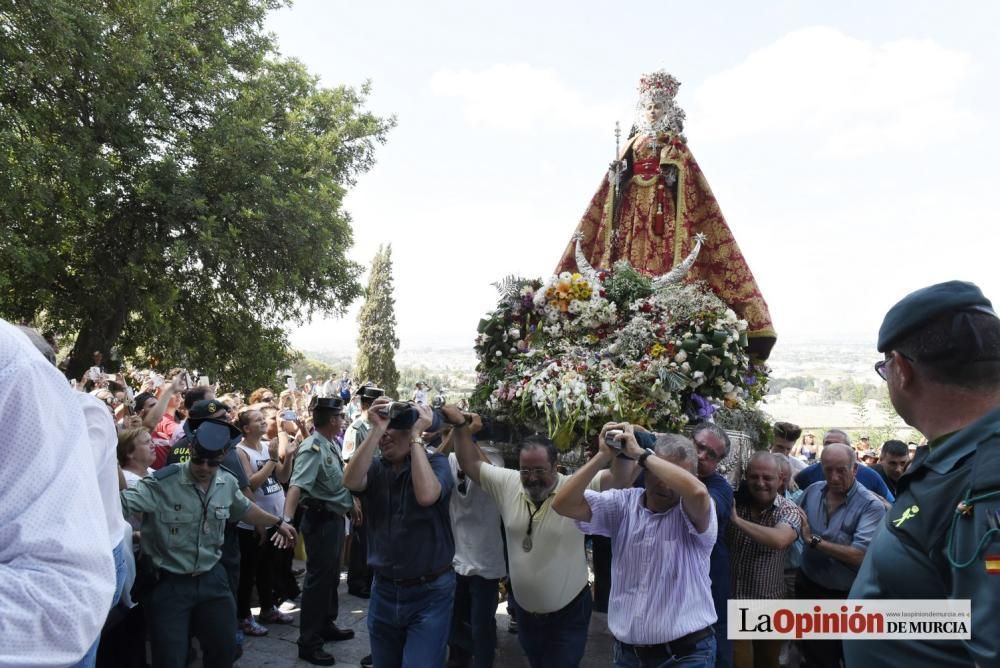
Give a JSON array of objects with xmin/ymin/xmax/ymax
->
[
  {"xmin": 361, "ymin": 452, "xmax": 455, "ymax": 579},
  {"xmin": 798, "ymin": 479, "xmax": 886, "ymax": 591}
]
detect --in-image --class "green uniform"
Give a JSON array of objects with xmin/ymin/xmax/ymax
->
[
  {"xmin": 292, "ymin": 431, "xmax": 353, "ymax": 652},
  {"xmin": 846, "ymin": 405, "xmax": 1000, "ymax": 667},
  {"xmin": 121, "ymin": 463, "xmax": 253, "ymax": 668}
]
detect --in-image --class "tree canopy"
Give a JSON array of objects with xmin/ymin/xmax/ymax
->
[
  {"xmin": 0, "ymin": 0, "xmax": 394, "ymax": 389},
  {"xmin": 354, "ymin": 245, "xmax": 400, "ymax": 398}
]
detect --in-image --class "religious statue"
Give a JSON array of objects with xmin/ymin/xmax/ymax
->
[{"xmin": 556, "ymin": 70, "xmax": 777, "ymax": 359}]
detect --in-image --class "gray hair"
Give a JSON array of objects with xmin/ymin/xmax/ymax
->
[
  {"xmin": 653, "ymin": 433, "xmax": 697, "ymax": 474},
  {"xmin": 692, "ymin": 422, "xmax": 732, "ymax": 456},
  {"xmin": 16, "ymin": 326, "xmax": 56, "ymax": 366},
  {"xmin": 821, "ymin": 442, "xmax": 857, "ymax": 465},
  {"xmin": 771, "ymin": 453, "xmax": 799, "ymax": 491}
]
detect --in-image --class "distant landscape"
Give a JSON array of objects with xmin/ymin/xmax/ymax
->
[{"xmin": 299, "ymin": 340, "xmax": 919, "ymax": 444}]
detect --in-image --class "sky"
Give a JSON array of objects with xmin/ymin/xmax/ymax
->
[{"xmin": 268, "ymin": 1, "xmax": 1000, "ymax": 356}]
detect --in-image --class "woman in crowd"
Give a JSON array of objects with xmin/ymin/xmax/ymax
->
[
  {"xmin": 117, "ymin": 427, "xmax": 155, "ymax": 488},
  {"xmin": 248, "ymin": 387, "xmax": 275, "ymax": 405},
  {"xmin": 235, "ymin": 409, "xmax": 295, "ymax": 634}
]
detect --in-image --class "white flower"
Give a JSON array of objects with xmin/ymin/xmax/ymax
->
[
  {"xmin": 674, "ymin": 350, "xmax": 687, "ymax": 363},
  {"xmin": 681, "ymin": 362, "xmax": 691, "ymax": 372},
  {"xmin": 724, "ymin": 308, "xmax": 738, "ymax": 322},
  {"xmin": 509, "ymin": 328, "xmax": 520, "ymax": 339},
  {"xmin": 495, "ymin": 351, "xmax": 502, "ymax": 358}
]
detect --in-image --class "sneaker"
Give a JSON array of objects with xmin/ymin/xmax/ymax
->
[
  {"xmin": 259, "ymin": 607, "xmax": 294, "ymax": 624},
  {"xmin": 239, "ymin": 616, "xmax": 269, "ymax": 636}
]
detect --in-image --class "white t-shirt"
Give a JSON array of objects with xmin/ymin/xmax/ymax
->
[
  {"xmin": 76, "ymin": 392, "xmax": 132, "ymax": 551},
  {"xmin": 0, "ymin": 320, "xmax": 115, "ymax": 666},
  {"xmin": 478, "ymin": 464, "xmax": 601, "ymax": 613},
  {"xmin": 448, "ymin": 454, "xmax": 506, "ymax": 579},
  {"xmin": 236, "ymin": 442, "xmax": 285, "ymax": 528}
]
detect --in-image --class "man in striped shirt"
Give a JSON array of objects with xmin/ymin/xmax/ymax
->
[{"xmin": 553, "ymin": 425, "xmax": 717, "ymax": 668}]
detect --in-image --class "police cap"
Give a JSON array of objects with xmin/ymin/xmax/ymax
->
[
  {"xmin": 877, "ymin": 280, "xmax": 998, "ymax": 352},
  {"xmin": 191, "ymin": 418, "xmax": 242, "ymax": 456},
  {"xmin": 309, "ymin": 396, "xmax": 345, "ymax": 414}
]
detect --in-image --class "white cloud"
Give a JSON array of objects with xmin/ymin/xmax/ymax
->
[
  {"xmin": 429, "ymin": 63, "xmax": 624, "ymax": 132},
  {"xmin": 691, "ymin": 27, "xmax": 978, "ymax": 157}
]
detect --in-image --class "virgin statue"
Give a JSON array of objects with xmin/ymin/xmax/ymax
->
[{"xmin": 556, "ymin": 70, "xmax": 777, "ymax": 359}]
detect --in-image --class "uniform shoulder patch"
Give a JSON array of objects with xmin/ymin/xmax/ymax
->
[{"xmin": 153, "ymin": 464, "xmax": 180, "ymax": 480}]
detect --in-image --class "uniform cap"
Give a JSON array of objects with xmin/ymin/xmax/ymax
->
[{"xmin": 877, "ymin": 280, "xmax": 997, "ymax": 352}]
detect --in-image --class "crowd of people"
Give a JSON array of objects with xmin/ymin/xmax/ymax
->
[{"xmin": 3, "ymin": 279, "xmax": 999, "ymax": 668}]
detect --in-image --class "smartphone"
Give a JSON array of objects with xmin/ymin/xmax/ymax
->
[{"xmin": 281, "ymin": 409, "xmax": 297, "ymax": 421}]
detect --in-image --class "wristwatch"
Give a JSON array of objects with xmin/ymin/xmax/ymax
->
[
  {"xmin": 637, "ymin": 448, "xmax": 654, "ymax": 469},
  {"xmin": 809, "ymin": 534, "xmax": 823, "ymax": 548}
]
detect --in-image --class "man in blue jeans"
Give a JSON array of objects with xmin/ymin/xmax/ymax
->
[{"xmin": 344, "ymin": 396, "xmax": 465, "ymax": 667}]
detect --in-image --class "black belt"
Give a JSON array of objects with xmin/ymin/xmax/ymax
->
[
  {"xmin": 620, "ymin": 626, "xmax": 713, "ymax": 662},
  {"xmin": 375, "ymin": 565, "xmax": 452, "ymax": 588},
  {"xmin": 518, "ymin": 584, "xmax": 590, "ymax": 619},
  {"xmin": 302, "ymin": 503, "xmax": 344, "ymax": 517}
]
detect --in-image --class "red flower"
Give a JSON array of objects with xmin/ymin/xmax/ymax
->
[{"xmin": 640, "ymin": 303, "xmax": 653, "ymax": 313}]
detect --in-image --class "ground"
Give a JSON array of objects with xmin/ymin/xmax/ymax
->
[{"xmin": 231, "ymin": 572, "xmax": 616, "ymax": 667}]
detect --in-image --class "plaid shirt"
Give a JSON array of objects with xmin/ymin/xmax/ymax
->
[{"xmin": 728, "ymin": 493, "xmax": 801, "ymax": 598}]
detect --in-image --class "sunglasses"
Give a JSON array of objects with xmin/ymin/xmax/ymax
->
[{"xmin": 190, "ymin": 457, "xmax": 223, "ymax": 467}]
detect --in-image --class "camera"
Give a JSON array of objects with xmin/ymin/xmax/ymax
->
[
  {"xmin": 604, "ymin": 429, "xmax": 625, "ymax": 449},
  {"xmin": 376, "ymin": 401, "xmax": 412, "ymax": 420},
  {"xmin": 377, "ymin": 401, "xmax": 443, "ymax": 432}
]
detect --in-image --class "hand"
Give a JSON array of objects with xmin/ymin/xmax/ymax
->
[
  {"xmin": 597, "ymin": 422, "xmax": 627, "ymax": 460},
  {"xmin": 124, "ymin": 415, "xmax": 143, "ymax": 429},
  {"xmin": 284, "ymin": 438, "xmax": 299, "ymax": 459},
  {"xmin": 795, "ymin": 507, "xmax": 812, "ymax": 542},
  {"xmin": 619, "ymin": 424, "xmax": 646, "ymax": 460},
  {"xmin": 167, "ymin": 374, "xmax": 184, "ymax": 395},
  {"xmin": 439, "ymin": 403, "xmax": 464, "ymax": 425},
  {"xmin": 368, "ymin": 396, "xmax": 392, "ymax": 429},
  {"xmin": 270, "ymin": 521, "xmax": 297, "ymax": 549},
  {"xmin": 411, "ymin": 403, "xmax": 433, "ymax": 437},
  {"xmin": 468, "ymin": 413, "xmax": 484, "ymax": 435}
]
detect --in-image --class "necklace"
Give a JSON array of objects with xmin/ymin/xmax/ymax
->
[{"xmin": 522, "ymin": 495, "xmax": 553, "ymax": 552}]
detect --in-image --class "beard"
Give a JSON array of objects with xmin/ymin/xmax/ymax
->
[{"xmin": 524, "ymin": 480, "xmax": 555, "ymax": 505}]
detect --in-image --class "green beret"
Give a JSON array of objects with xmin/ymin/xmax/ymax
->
[{"xmin": 877, "ymin": 280, "xmax": 997, "ymax": 352}]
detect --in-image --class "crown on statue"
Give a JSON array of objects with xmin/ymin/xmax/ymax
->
[{"xmin": 638, "ymin": 70, "xmax": 681, "ymax": 102}]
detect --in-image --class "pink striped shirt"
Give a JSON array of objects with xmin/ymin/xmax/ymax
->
[{"xmin": 577, "ymin": 488, "xmax": 717, "ymax": 645}]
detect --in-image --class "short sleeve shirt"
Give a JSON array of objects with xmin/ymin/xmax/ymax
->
[
  {"xmin": 728, "ymin": 494, "xmax": 801, "ymax": 598},
  {"xmin": 290, "ymin": 432, "xmax": 353, "ymax": 514},
  {"xmin": 478, "ymin": 465, "xmax": 601, "ymax": 614}
]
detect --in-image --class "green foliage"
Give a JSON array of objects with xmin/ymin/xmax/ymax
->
[
  {"xmin": 355, "ymin": 245, "xmax": 400, "ymax": 398},
  {"xmin": 602, "ymin": 260, "xmax": 653, "ymax": 305},
  {"xmin": 290, "ymin": 355, "xmax": 337, "ymax": 385},
  {"xmin": 0, "ymin": 0, "xmax": 394, "ymax": 389}
]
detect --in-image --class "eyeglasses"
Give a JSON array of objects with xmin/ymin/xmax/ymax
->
[
  {"xmin": 262, "ymin": 395, "xmax": 274, "ymax": 402},
  {"xmin": 695, "ymin": 440, "xmax": 724, "ymax": 462},
  {"xmin": 875, "ymin": 351, "xmax": 913, "ymax": 381},
  {"xmin": 519, "ymin": 467, "xmax": 551, "ymax": 477},
  {"xmin": 190, "ymin": 457, "xmax": 223, "ymax": 467}
]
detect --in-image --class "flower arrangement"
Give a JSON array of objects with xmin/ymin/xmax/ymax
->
[{"xmin": 472, "ymin": 262, "xmax": 769, "ymax": 450}]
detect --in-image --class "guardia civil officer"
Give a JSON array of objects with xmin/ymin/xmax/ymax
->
[
  {"xmin": 121, "ymin": 417, "xmax": 296, "ymax": 668},
  {"xmin": 845, "ymin": 281, "xmax": 1000, "ymax": 667},
  {"xmin": 282, "ymin": 396, "xmax": 357, "ymax": 666}
]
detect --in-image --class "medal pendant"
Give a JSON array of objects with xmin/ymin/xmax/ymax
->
[{"xmin": 522, "ymin": 535, "xmax": 533, "ymax": 552}]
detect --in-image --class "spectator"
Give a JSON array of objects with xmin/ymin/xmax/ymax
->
[
  {"xmin": 793, "ymin": 430, "xmax": 895, "ymax": 503},
  {"xmin": 169, "ymin": 385, "xmax": 216, "ymax": 446},
  {"xmin": 338, "ymin": 371, "xmax": 352, "ymax": 402},
  {"xmin": 413, "ymin": 381, "xmax": 429, "ymax": 405},
  {"xmin": 1, "ymin": 320, "xmax": 115, "ymax": 666},
  {"xmin": 343, "ymin": 384, "xmax": 384, "ymax": 598},
  {"xmin": 248, "ymin": 387, "xmax": 275, "ymax": 405},
  {"xmin": 770, "ymin": 422, "xmax": 806, "ymax": 475},
  {"xmin": 727, "ymin": 452, "xmax": 801, "ymax": 668},
  {"xmin": 870, "ymin": 440, "xmax": 908, "ymax": 497},
  {"xmin": 794, "ymin": 432, "xmax": 818, "ymax": 463},
  {"xmin": 282, "ymin": 397, "xmax": 356, "ymax": 666},
  {"xmin": 454, "ymin": 422, "xmax": 633, "ymax": 668},
  {"xmin": 118, "ymin": 427, "xmax": 155, "ymax": 487},
  {"xmin": 860, "ymin": 449, "xmax": 879, "ymax": 466},
  {"xmin": 554, "ymin": 426, "xmax": 717, "ymax": 668},
  {"xmin": 344, "ymin": 397, "xmax": 460, "ymax": 668},
  {"xmin": 235, "ymin": 410, "xmax": 295, "ymax": 637},
  {"xmin": 447, "ymin": 444, "xmax": 506, "ymax": 668},
  {"xmin": 795, "ymin": 443, "xmax": 887, "ymax": 668}
]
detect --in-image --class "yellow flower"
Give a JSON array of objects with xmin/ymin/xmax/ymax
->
[{"xmin": 650, "ymin": 343, "xmax": 666, "ymax": 358}]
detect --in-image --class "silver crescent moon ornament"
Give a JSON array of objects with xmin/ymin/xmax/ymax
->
[
  {"xmin": 652, "ymin": 232, "xmax": 706, "ymax": 289},
  {"xmin": 573, "ymin": 232, "xmax": 602, "ymax": 284}
]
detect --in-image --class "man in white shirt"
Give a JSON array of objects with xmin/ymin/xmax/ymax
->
[
  {"xmin": 0, "ymin": 320, "xmax": 115, "ymax": 667},
  {"xmin": 454, "ymin": 427, "xmax": 632, "ymax": 668}
]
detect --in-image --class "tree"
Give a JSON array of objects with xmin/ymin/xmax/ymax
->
[
  {"xmin": 0, "ymin": 0, "xmax": 394, "ymax": 389},
  {"xmin": 354, "ymin": 245, "xmax": 400, "ymax": 397}
]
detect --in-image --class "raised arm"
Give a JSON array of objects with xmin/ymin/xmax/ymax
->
[
  {"xmin": 408, "ymin": 403, "xmax": 442, "ymax": 506},
  {"xmin": 553, "ymin": 427, "xmax": 619, "ymax": 521},
  {"xmin": 731, "ymin": 509, "xmax": 798, "ymax": 549},
  {"xmin": 142, "ymin": 374, "xmax": 181, "ymax": 431},
  {"xmin": 343, "ymin": 396, "xmax": 391, "ymax": 492}
]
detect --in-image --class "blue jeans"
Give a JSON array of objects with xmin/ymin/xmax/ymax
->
[
  {"xmin": 72, "ymin": 538, "xmax": 129, "ymax": 668},
  {"xmin": 449, "ymin": 574, "xmax": 500, "ymax": 668},
  {"xmin": 512, "ymin": 586, "xmax": 592, "ymax": 668},
  {"xmin": 368, "ymin": 570, "xmax": 456, "ymax": 668},
  {"xmin": 613, "ymin": 635, "xmax": 717, "ymax": 668}
]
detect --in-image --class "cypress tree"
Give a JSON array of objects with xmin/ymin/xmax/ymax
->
[{"xmin": 355, "ymin": 245, "xmax": 400, "ymax": 398}]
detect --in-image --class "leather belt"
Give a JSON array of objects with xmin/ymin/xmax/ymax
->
[
  {"xmin": 621, "ymin": 626, "xmax": 714, "ymax": 661},
  {"xmin": 518, "ymin": 584, "xmax": 590, "ymax": 619},
  {"xmin": 375, "ymin": 565, "xmax": 452, "ymax": 588}
]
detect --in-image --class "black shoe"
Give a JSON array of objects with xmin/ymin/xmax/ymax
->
[
  {"xmin": 321, "ymin": 624, "xmax": 355, "ymax": 642},
  {"xmin": 348, "ymin": 588, "xmax": 371, "ymax": 599},
  {"xmin": 298, "ymin": 647, "xmax": 336, "ymax": 666},
  {"xmin": 361, "ymin": 655, "xmax": 373, "ymax": 668}
]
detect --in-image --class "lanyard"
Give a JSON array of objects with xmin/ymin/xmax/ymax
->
[{"xmin": 522, "ymin": 494, "xmax": 553, "ymax": 552}]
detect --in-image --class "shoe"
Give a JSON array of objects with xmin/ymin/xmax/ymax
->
[
  {"xmin": 360, "ymin": 655, "xmax": 373, "ymax": 668},
  {"xmin": 321, "ymin": 624, "xmax": 355, "ymax": 642},
  {"xmin": 508, "ymin": 618, "xmax": 518, "ymax": 634},
  {"xmin": 298, "ymin": 648, "xmax": 336, "ymax": 666},
  {"xmin": 239, "ymin": 615, "xmax": 269, "ymax": 636},
  {"xmin": 348, "ymin": 588, "xmax": 371, "ymax": 599},
  {"xmin": 259, "ymin": 607, "xmax": 295, "ymax": 624}
]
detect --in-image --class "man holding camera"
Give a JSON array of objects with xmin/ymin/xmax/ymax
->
[
  {"xmin": 281, "ymin": 397, "xmax": 355, "ymax": 666},
  {"xmin": 121, "ymin": 417, "xmax": 295, "ymax": 667},
  {"xmin": 343, "ymin": 396, "xmax": 462, "ymax": 668}
]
